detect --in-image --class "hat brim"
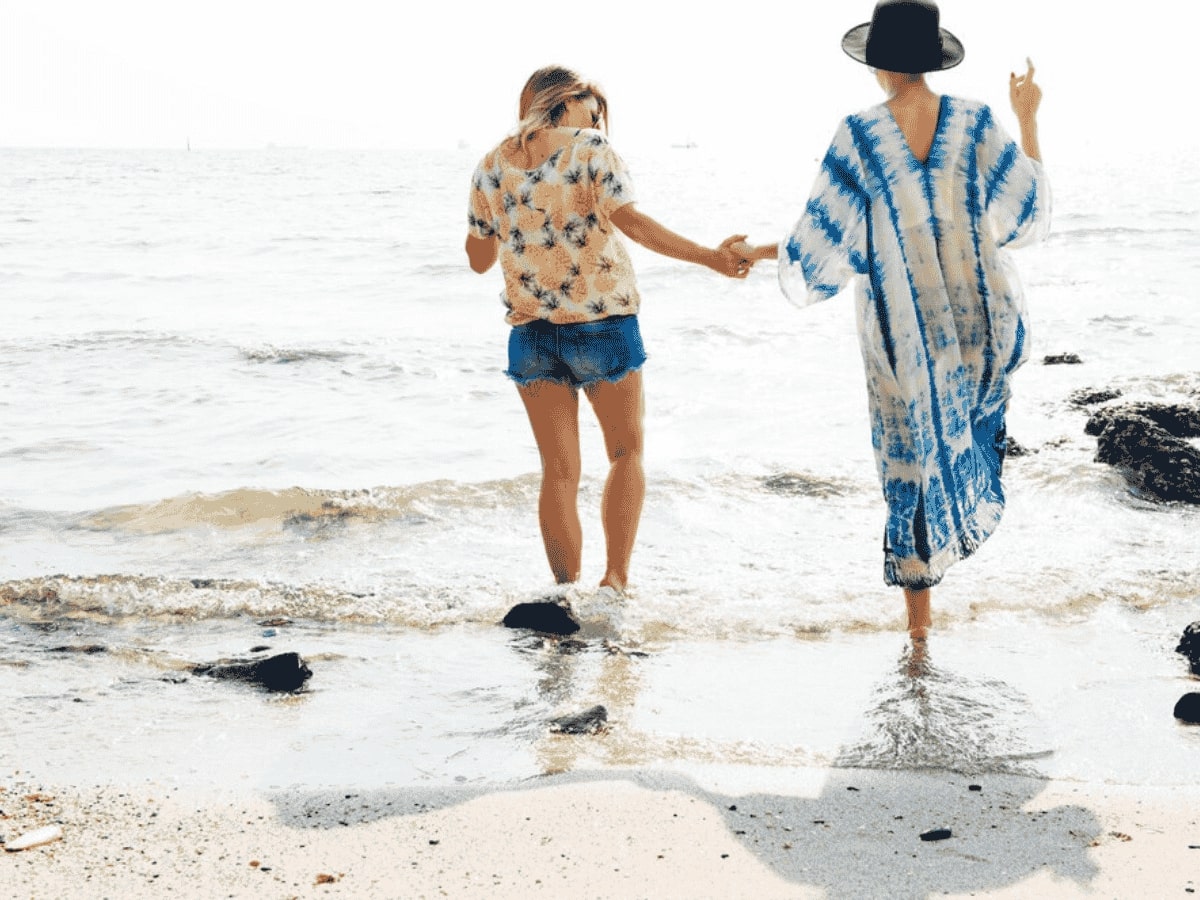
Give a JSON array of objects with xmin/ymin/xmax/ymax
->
[{"xmin": 841, "ymin": 22, "xmax": 964, "ymax": 72}]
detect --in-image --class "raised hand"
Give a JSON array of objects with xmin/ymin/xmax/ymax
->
[
  {"xmin": 1009, "ymin": 57, "xmax": 1043, "ymax": 161},
  {"xmin": 1009, "ymin": 57, "xmax": 1041, "ymax": 124}
]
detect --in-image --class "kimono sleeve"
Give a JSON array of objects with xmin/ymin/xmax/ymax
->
[
  {"xmin": 974, "ymin": 105, "xmax": 1050, "ymax": 249},
  {"xmin": 777, "ymin": 120, "xmax": 869, "ymax": 308},
  {"xmin": 583, "ymin": 132, "xmax": 637, "ymax": 219},
  {"xmin": 467, "ymin": 160, "xmax": 498, "ymax": 240}
]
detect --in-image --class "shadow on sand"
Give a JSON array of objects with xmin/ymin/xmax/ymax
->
[{"xmin": 268, "ymin": 636, "xmax": 1103, "ymax": 899}]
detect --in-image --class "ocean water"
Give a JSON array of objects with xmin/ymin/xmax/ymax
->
[{"xmin": 2, "ymin": 144, "xmax": 1198, "ymax": 789}]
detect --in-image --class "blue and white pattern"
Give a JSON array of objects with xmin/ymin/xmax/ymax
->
[{"xmin": 778, "ymin": 97, "xmax": 1050, "ymax": 588}]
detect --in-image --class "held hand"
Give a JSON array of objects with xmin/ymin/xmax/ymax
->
[
  {"xmin": 715, "ymin": 234, "xmax": 752, "ymax": 278},
  {"xmin": 729, "ymin": 239, "xmax": 755, "ymax": 260},
  {"xmin": 1010, "ymin": 57, "xmax": 1041, "ymax": 123}
]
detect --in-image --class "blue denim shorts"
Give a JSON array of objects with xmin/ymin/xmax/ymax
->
[{"xmin": 506, "ymin": 315, "xmax": 647, "ymax": 388}]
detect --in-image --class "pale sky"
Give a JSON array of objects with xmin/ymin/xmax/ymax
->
[{"xmin": 0, "ymin": 1, "xmax": 1187, "ymax": 158}]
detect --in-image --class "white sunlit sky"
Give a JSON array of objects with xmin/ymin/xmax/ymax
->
[{"xmin": 0, "ymin": 0, "xmax": 1190, "ymax": 160}]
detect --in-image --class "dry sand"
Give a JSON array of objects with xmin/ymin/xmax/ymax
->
[{"xmin": 3, "ymin": 766, "xmax": 1198, "ymax": 899}]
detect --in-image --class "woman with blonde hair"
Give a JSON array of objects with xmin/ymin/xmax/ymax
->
[
  {"xmin": 466, "ymin": 65, "xmax": 748, "ymax": 594},
  {"xmin": 735, "ymin": 0, "xmax": 1049, "ymax": 641}
]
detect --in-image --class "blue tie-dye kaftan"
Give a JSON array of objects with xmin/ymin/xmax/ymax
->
[{"xmin": 778, "ymin": 96, "xmax": 1050, "ymax": 588}]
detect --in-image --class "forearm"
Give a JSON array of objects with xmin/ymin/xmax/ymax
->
[
  {"xmin": 465, "ymin": 233, "xmax": 498, "ymax": 273},
  {"xmin": 610, "ymin": 205, "xmax": 721, "ymax": 271},
  {"xmin": 1018, "ymin": 117, "xmax": 1041, "ymax": 162}
]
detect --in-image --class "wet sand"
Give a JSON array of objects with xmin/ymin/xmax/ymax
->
[{"xmin": 4, "ymin": 601, "xmax": 1200, "ymax": 897}]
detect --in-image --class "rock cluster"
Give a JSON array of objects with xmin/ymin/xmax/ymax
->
[{"xmin": 1085, "ymin": 402, "xmax": 1200, "ymax": 504}]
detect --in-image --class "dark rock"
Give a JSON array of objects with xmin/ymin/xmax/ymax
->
[
  {"xmin": 45, "ymin": 645, "xmax": 107, "ymax": 654},
  {"xmin": 968, "ymin": 784, "xmax": 982, "ymax": 792},
  {"xmin": 919, "ymin": 828, "xmax": 953, "ymax": 841},
  {"xmin": 190, "ymin": 579, "xmax": 216, "ymax": 589},
  {"xmin": 1043, "ymin": 353, "xmax": 1083, "ymax": 365},
  {"xmin": 501, "ymin": 601, "xmax": 580, "ymax": 636},
  {"xmin": 1005, "ymin": 436, "xmax": 1030, "ymax": 458},
  {"xmin": 249, "ymin": 645, "xmax": 271, "ymax": 653},
  {"xmin": 193, "ymin": 652, "xmax": 312, "ymax": 692},
  {"xmin": 1068, "ymin": 387, "xmax": 1123, "ymax": 408},
  {"xmin": 549, "ymin": 704, "xmax": 607, "ymax": 734},
  {"xmin": 1174, "ymin": 693, "xmax": 1200, "ymax": 724},
  {"xmin": 1085, "ymin": 403, "xmax": 1200, "ymax": 439},
  {"xmin": 257, "ymin": 618, "xmax": 292, "ymax": 627},
  {"xmin": 1176, "ymin": 622, "xmax": 1200, "ymax": 673},
  {"xmin": 1086, "ymin": 404, "xmax": 1200, "ymax": 504}
]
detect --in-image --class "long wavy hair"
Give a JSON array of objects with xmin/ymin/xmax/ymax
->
[{"xmin": 509, "ymin": 66, "xmax": 609, "ymax": 153}]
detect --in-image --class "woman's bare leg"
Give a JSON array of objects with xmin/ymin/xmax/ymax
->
[
  {"xmin": 584, "ymin": 370, "xmax": 645, "ymax": 592},
  {"xmin": 905, "ymin": 587, "xmax": 931, "ymax": 640},
  {"xmin": 517, "ymin": 380, "xmax": 582, "ymax": 584}
]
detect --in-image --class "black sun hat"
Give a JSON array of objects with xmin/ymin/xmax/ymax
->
[{"xmin": 842, "ymin": 0, "xmax": 964, "ymax": 73}]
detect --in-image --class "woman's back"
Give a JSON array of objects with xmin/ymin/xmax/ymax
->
[
  {"xmin": 886, "ymin": 92, "xmax": 942, "ymax": 164},
  {"xmin": 469, "ymin": 127, "xmax": 640, "ymax": 326}
]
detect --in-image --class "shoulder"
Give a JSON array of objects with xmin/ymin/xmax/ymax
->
[
  {"xmin": 945, "ymin": 96, "xmax": 999, "ymax": 135},
  {"xmin": 945, "ymin": 95, "xmax": 987, "ymax": 115},
  {"xmin": 471, "ymin": 145, "xmax": 504, "ymax": 189},
  {"xmin": 836, "ymin": 105, "xmax": 888, "ymax": 149},
  {"xmin": 566, "ymin": 128, "xmax": 622, "ymax": 160}
]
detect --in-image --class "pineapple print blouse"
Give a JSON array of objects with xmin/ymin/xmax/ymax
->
[{"xmin": 468, "ymin": 128, "xmax": 641, "ymax": 326}]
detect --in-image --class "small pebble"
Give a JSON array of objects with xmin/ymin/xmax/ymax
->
[
  {"xmin": 968, "ymin": 784, "xmax": 982, "ymax": 792},
  {"xmin": 920, "ymin": 828, "xmax": 952, "ymax": 842}
]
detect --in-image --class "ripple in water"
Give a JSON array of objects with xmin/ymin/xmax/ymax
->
[{"xmin": 836, "ymin": 645, "xmax": 1052, "ymax": 776}]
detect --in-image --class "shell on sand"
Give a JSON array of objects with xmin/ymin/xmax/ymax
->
[{"xmin": 4, "ymin": 824, "xmax": 63, "ymax": 852}]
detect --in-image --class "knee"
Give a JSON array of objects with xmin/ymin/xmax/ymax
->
[
  {"xmin": 542, "ymin": 455, "xmax": 582, "ymax": 486},
  {"xmin": 607, "ymin": 438, "xmax": 643, "ymax": 466}
]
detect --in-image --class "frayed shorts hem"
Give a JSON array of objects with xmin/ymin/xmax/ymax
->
[{"xmin": 506, "ymin": 362, "xmax": 644, "ymax": 391}]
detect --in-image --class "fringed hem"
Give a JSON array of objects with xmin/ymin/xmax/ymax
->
[{"xmin": 882, "ymin": 495, "xmax": 1006, "ymax": 589}]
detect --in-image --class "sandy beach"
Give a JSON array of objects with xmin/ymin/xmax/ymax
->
[
  {"xmin": 4, "ymin": 602, "xmax": 1200, "ymax": 898},
  {"xmin": 3, "ymin": 765, "xmax": 1198, "ymax": 899}
]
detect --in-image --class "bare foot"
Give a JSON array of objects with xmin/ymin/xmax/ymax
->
[
  {"xmin": 599, "ymin": 576, "xmax": 627, "ymax": 596},
  {"xmin": 905, "ymin": 635, "xmax": 930, "ymax": 677}
]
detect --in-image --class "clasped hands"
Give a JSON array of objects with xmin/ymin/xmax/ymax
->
[{"xmin": 713, "ymin": 234, "xmax": 757, "ymax": 279}]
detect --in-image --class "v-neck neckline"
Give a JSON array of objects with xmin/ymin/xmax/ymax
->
[{"xmin": 884, "ymin": 95, "xmax": 947, "ymax": 168}]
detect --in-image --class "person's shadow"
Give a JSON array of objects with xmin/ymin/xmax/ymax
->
[
  {"xmin": 269, "ymin": 637, "xmax": 1103, "ymax": 899},
  {"xmin": 696, "ymin": 642, "xmax": 1102, "ymax": 898}
]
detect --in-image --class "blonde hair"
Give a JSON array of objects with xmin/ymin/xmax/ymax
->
[{"xmin": 510, "ymin": 66, "xmax": 609, "ymax": 153}]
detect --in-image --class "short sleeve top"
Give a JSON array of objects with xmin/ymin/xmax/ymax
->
[{"xmin": 468, "ymin": 128, "xmax": 641, "ymax": 326}]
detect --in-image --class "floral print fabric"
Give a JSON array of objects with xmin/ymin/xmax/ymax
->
[
  {"xmin": 469, "ymin": 128, "xmax": 641, "ymax": 326},
  {"xmin": 778, "ymin": 97, "xmax": 1050, "ymax": 587}
]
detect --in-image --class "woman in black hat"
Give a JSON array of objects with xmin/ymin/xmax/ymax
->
[{"xmin": 735, "ymin": 0, "xmax": 1048, "ymax": 642}]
